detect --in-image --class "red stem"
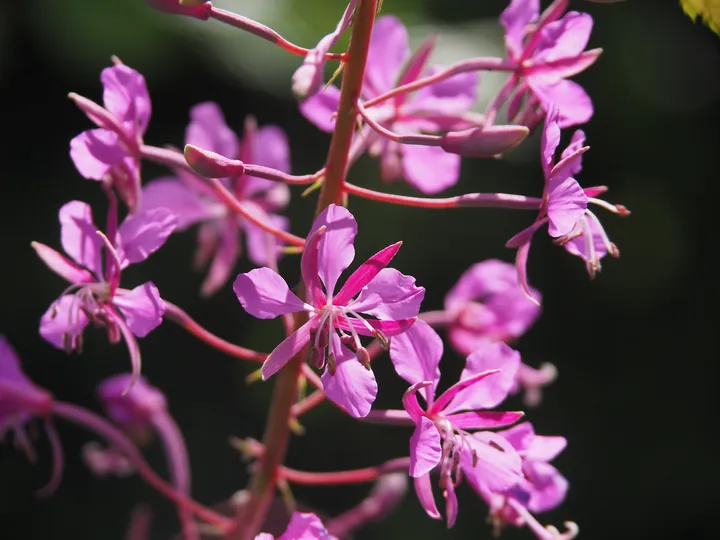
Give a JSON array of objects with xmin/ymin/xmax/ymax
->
[{"xmin": 279, "ymin": 457, "xmax": 410, "ymax": 486}]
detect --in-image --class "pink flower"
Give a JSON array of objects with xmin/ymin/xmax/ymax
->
[
  {"xmin": 468, "ymin": 422, "xmax": 575, "ymax": 540},
  {"xmin": 255, "ymin": 512, "xmax": 336, "ymax": 540},
  {"xmin": 33, "ymin": 201, "xmax": 177, "ymax": 390},
  {"xmin": 144, "ymin": 0, "xmax": 212, "ymax": 20},
  {"xmin": 300, "ymin": 15, "xmax": 479, "ymax": 194},
  {"xmin": 500, "ymin": 0, "xmax": 600, "ymax": 127},
  {"xmin": 389, "ymin": 320, "xmax": 524, "ymax": 526},
  {"xmin": 140, "ymin": 103, "xmax": 291, "ymax": 296},
  {"xmin": 70, "ymin": 64, "xmax": 151, "ymax": 211},
  {"xmin": 234, "ymin": 204, "xmax": 424, "ymax": 417}
]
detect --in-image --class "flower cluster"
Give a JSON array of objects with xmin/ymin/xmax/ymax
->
[{"xmin": 2, "ymin": 1, "xmax": 632, "ymax": 539}]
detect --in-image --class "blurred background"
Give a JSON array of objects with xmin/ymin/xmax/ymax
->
[{"xmin": 1, "ymin": 0, "xmax": 718, "ymax": 538}]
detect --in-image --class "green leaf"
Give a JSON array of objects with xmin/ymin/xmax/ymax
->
[{"xmin": 680, "ymin": 0, "xmax": 720, "ymax": 35}]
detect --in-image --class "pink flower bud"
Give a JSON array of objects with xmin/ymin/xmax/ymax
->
[
  {"xmin": 144, "ymin": 0, "xmax": 212, "ymax": 20},
  {"xmin": 440, "ymin": 125, "xmax": 529, "ymax": 158},
  {"xmin": 184, "ymin": 144, "xmax": 245, "ymax": 178}
]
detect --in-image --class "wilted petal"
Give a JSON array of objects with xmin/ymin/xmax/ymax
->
[
  {"xmin": 409, "ymin": 416, "xmax": 442, "ymax": 477},
  {"xmin": 410, "ymin": 68, "xmax": 478, "ymax": 115},
  {"xmin": 70, "ymin": 129, "xmax": 126, "ymax": 180},
  {"xmin": 234, "ymin": 268, "xmax": 306, "ymax": 319},
  {"xmin": 59, "ymin": 201, "xmax": 104, "ymax": 276},
  {"xmin": 349, "ymin": 268, "xmax": 425, "ymax": 320},
  {"xmin": 261, "ymin": 321, "xmax": 313, "ymax": 380},
  {"xmin": 310, "ymin": 204, "xmax": 357, "ymax": 295},
  {"xmin": 364, "ymin": 15, "xmax": 410, "ymax": 97},
  {"xmin": 546, "ymin": 176, "xmax": 587, "ymax": 238},
  {"xmin": 534, "ymin": 12, "xmax": 594, "ymax": 64},
  {"xmin": 414, "ymin": 474, "xmax": 441, "ymax": 520},
  {"xmin": 117, "ymin": 207, "xmax": 178, "ymax": 265},
  {"xmin": 32, "ymin": 242, "xmax": 94, "ymax": 284},
  {"xmin": 186, "ymin": 102, "xmax": 239, "ymax": 160},
  {"xmin": 461, "ymin": 431, "xmax": 523, "ymax": 493},
  {"xmin": 530, "ymin": 78, "xmax": 593, "ymax": 128},
  {"xmin": 401, "ymin": 144, "xmax": 460, "ymax": 194},
  {"xmin": 389, "ymin": 320, "xmax": 442, "ymax": 399},
  {"xmin": 39, "ymin": 295, "xmax": 89, "ymax": 350},
  {"xmin": 140, "ymin": 178, "xmax": 223, "ymax": 230},
  {"xmin": 200, "ymin": 222, "xmax": 240, "ymax": 297},
  {"xmin": 500, "ymin": 0, "xmax": 540, "ymax": 59},
  {"xmin": 299, "ymin": 85, "xmax": 342, "ymax": 132},
  {"xmin": 101, "ymin": 64, "xmax": 151, "ymax": 136},
  {"xmin": 448, "ymin": 411, "xmax": 524, "ymax": 431},
  {"xmin": 321, "ymin": 337, "xmax": 377, "ymax": 418},
  {"xmin": 445, "ymin": 342, "xmax": 521, "ymax": 413},
  {"xmin": 113, "ymin": 282, "xmax": 166, "ymax": 338}
]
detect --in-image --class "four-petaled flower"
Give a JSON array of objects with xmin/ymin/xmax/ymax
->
[
  {"xmin": 255, "ymin": 512, "xmax": 336, "ymax": 540},
  {"xmin": 389, "ymin": 320, "xmax": 525, "ymax": 527},
  {"xmin": 140, "ymin": 103, "xmax": 291, "ymax": 296},
  {"xmin": 500, "ymin": 0, "xmax": 601, "ymax": 128},
  {"xmin": 33, "ymin": 201, "xmax": 177, "ymax": 390},
  {"xmin": 234, "ymin": 204, "xmax": 424, "ymax": 417},
  {"xmin": 70, "ymin": 64, "xmax": 151, "ymax": 211},
  {"xmin": 301, "ymin": 15, "xmax": 479, "ymax": 194}
]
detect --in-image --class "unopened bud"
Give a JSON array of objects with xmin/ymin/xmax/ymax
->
[
  {"xmin": 184, "ymin": 144, "xmax": 245, "ymax": 178},
  {"xmin": 292, "ymin": 63, "xmax": 323, "ymax": 101},
  {"xmin": 440, "ymin": 125, "xmax": 529, "ymax": 158}
]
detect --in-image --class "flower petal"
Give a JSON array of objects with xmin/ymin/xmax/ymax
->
[
  {"xmin": 70, "ymin": 129, "xmax": 126, "ymax": 180},
  {"xmin": 540, "ymin": 107, "xmax": 561, "ymax": 178},
  {"xmin": 409, "ymin": 416, "xmax": 442, "ymax": 478},
  {"xmin": 559, "ymin": 129, "xmax": 587, "ymax": 175},
  {"xmin": 433, "ymin": 369, "xmax": 501, "ymax": 413},
  {"xmin": 32, "ymin": 242, "xmax": 94, "ymax": 284},
  {"xmin": 59, "ymin": 201, "xmax": 104, "ymax": 276},
  {"xmin": 500, "ymin": 0, "xmax": 540, "ymax": 59},
  {"xmin": 244, "ymin": 214, "xmax": 289, "ymax": 268},
  {"xmin": 233, "ymin": 268, "xmax": 306, "ymax": 319},
  {"xmin": 113, "ymin": 282, "xmax": 166, "ymax": 338},
  {"xmin": 101, "ymin": 64, "xmax": 151, "ymax": 136},
  {"xmin": 400, "ymin": 144, "xmax": 460, "ymax": 194},
  {"xmin": 444, "ymin": 341, "xmax": 521, "ymax": 413},
  {"xmin": 333, "ymin": 243, "xmax": 402, "ymax": 306},
  {"xmin": 299, "ymin": 85, "xmax": 342, "ymax": 133},
  {"xmin": 364, "ymin": 15, "xmax": 410, "ymax": 97},
  {"xmin": 186, "ymin": 102, "xmax": 239, "ymax": 160},
  {"xmin": 349, "ymin": 268, "xmax": 425, "ymax": 320},
  {"xmin": 335, "ymin": 316, "xmax": 416, "ymax": 337},
  {"xmin": 447, "ymin": 411, "xmax": 524, "ymax": 431},
  {"xmin": 389, "ymin": 319, "xmax": 442, "ymax": 400},
  {"xmin": 409, "ymin": 68, "xmax": 479, "ymax": 116},
  {"xmin": 530, "ymin": 78, "xmax": 594, "ymax": 128},
  {"xmin": 309, "ymin": 204, "xmax": 357, "ymax": 296},
  {"xmin": 117, "ymin": 207, "xmax": 178, "ymax": 265},
  {"xmin": 526, "ymin": 434, "xmax": 567, "ymax": 463},
  {"xmin": 261, "ymin": 321, "xmax": 313, "ymax": 380},
  {"xmin": 526, "ymin": 461, "xmax": 569, "ymax": 513},
  {"xmin": 461, "ymin": 431, "xmax": 523, "ymax": 493},
  {"xmin": 534, "ymin": 12, "xmax": 594, "ymax": 64},
  {"xmin": 546, "ymin": 176, "xmax": 588, "ymax": 238},
  {"xmin": 200, "ymin": 221, "xmax": 241, "ymax": 297},
  {"xmin": 278, "ymin": 512, "xmax": 334, "ymax": 540},
  {"xmin": 414, "ymin": 474, "xmax": 441, "ymax": 520},
  {"xmin": 140, "ymin": 178, "xmax": 224, "ymax": 230},
  {"xmin": 39, "ymin": 295, "xmax": 89, "ymax": 350},
  {"xmin": 252, "ymin": 125, "xmax": 291, "ymax": 173},
  {"xmin": 321, "ymin": 337, "xmax": 377, "ymax": 418}
]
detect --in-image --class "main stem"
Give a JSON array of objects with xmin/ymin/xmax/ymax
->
[{"xmin": 229, "ymin": 1, "xmax": 378, "ymax": 537}]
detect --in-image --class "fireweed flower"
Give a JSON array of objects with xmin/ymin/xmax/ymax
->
[
  {"xmin": 506, "ymin": 109, "xmax": 624, "ymax": 300},
  {"xmin": 140, "ymin": 103, "xmax": 291, "ymax": 296},
  {"xmin": 301, "ymin": 15, "xmax": 479, "ymax": 194},
  {"xmin": 388, "ymin": 320, "xmax": 524, "ymax": 526},
  {"xmin": 255, "ymin": 512, "xmax": 336, "ymax": 540},
  {"xmin": 442, "ymin": 260, "xmax": 556, "ymax": 406},
  {"xmin": 70, "ymin": 63, "xmax": 151, "ymax": 211},
  {"xmin": 467, "ymin": 422, "xmax": 575, "ymax": 540},
  {"xmin": 234, "ymin": 204, "xmax": 424, "ymax": 417},
  {"xmin": 500, "ymin": 0, "xmax": 601, "ymax": 127},
  {"xmin": 33, "ymin": 201, "xmax": 177, "ymax": 390}
]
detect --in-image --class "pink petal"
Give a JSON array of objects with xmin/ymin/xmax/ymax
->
[
  {"xmin": 335, "ymin": 316, "xmax": 416, "ymax": 337},
  {"xmin": 309, "ymin": 204, "xmax": 357, "ymax": 296},
  {"xmin": 363, "ymin": 15, "xmax": 410, "ymax": 97},
  {"xmin": 526, "ymin": 461, "xmax": 569, "ymax": 513},
  {"xmin": 113, "ymin": 282, "xmax": 166, "ymax": 338},
  {"xmin": 140, "ymin": 179, "xmax": 224, "ymax": 230},
  {"xmin": 321, "ymin": 337, "xmax": 378, "ymax": 418},
  {"xmin": 244, "ymin": 214, "xmax": 289, "ymax": 268},
  {"xmin": 101, "ymin": 64, "xmax": 151, "ymax": 136},
  {"xmin": 395, "ymin": 35, "xmax": 436, "ymax": 103},
  {"xmin": 534, "ymin": 12, "xmax": 594, "ymax": 64},
  {"xmin": 107, "ymin": 307, "xmax": 144, "ymax": 392},
  {"xmin": 278, "ymin": 512, "xmax": 334, "ymax": 540},
  {"xmin": 500, "ymin": 0, "xmax": 540, "ymax": 59},
  {"xmin": 515, "ymin": 239, "xmax": 538, "ymax": 305},
  {"xmin": 432, "ymin": 369, "xmax": 501, "ymax": 414},
  {"xmin": 540, "ymin": 108, "xmax": 561, "ymax": 178},
  {"xmin": 349, "ymin": 268, "xmax": 425, "ymax": 320},
  {"xmin": 461, "ymin": 432, "xmax": 523, "ymax": 493},
  {"xmin": 524, "ymin": 49, "xmax": 601, "ymax": 79},
  {"xmin": 409, "ymin": 416, "xmax": 442, "ymax": 477},
  {"xmin": 400, "ymin": 144, "xmax": 460, "ymax": 194},
  {"xmin": 261, "ymin": 321, "xmax": 313, "ymax": 380},
  {"xmin": 117, "ymin": 207, "xmax": 178, "ymax": 265},
  {"xmin": 559, "ymin": 129, "xmax": 587, "ymax": 174},
  {"xmin": 70, "ymin": 129, "xmax": 126, "ymax": 180},
  {"xmin": 58, "ymin": 201, "xmax": 104, "ymax": 276},
  {"xmin": 546, "ymin": 176, "xmax": 588, "ymax": 238},
  {"xmin": 200, "ymin": 222, "xmax": 241, "ymax": 297},
  {"xmin": 39, "ymin": 295, "xmax": 89, "ymax": 350},
  {"xmin": 447, "ymin": 411, "xmax": 524, "ymax": 431},
  {"xmin": 389, "ymin": 319, "xmax": 442, "ymax": 400},
  {"xmin": 526, "ymin": 434, "xmax": 567, "ymax": 463},
  {"xmin": 413, "ymin": 474, "xmax": 441, "ymax": 520},
  {"xmin": 498, "ymin": 421, "xmax": 536, "ymax": 453},
  {"xmin": 233, "ymin": 268, "xmax": 306, "ymax": 319},
  {"xmin": 252, "ymin": 125, "xmax": 291, "ymax": 174},
  {"xmin": 530, "ymin": 78, "xmax": 594, "ymax": 128},
  {"xmin": 333, "ymin": 242, "xmax": 402, "ymax": 306},
  {"xmin": 32, "ymin": 242, "xmax": 94, "ymax": 284},
  {"xmin": 299, "ymin": 85, "xmax": 342, "ymax": 132},
  {"xmin": 444, "ymin": 342, "xmax": 521, "ymax": 414},
  {"xmin": 409, "ymin": 68, "xmax": 479, "ymax": 116},
  {"xmin": 186, "ymin": 102, "xmax": 239, "ymax": 160},
  {"xmin": 402, "ymin": 381, "xmax": 430, "ymax": 420},
  {"xmin": 300, "ymin": 224, "xmax": 327, "ymax": 308},
  {"xmin": 563, "ymin": 217, "xmax": 609, "ymax": 262}
]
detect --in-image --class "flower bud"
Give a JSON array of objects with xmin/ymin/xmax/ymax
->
[
  {"xmin": 184, "ymin": 144, "xmax": 245, "ymax": 178},
  {"xmin": 440, "ymin": 125, "xmax": 529, "ymax": 158}
]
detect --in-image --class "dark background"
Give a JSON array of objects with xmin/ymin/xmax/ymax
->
[{"xmin": 1, "ymin": 0, "xmax": 718, "ymax": 538}]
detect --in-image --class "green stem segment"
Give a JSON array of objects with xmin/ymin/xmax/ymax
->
[{"xmin": 229, "ymin": 2, "xmax": 378, "ymax": 538}]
